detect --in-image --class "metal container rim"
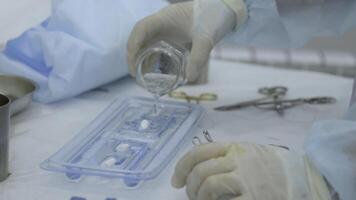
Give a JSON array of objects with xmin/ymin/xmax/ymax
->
[{"xmin": 0, "ymin": 93, "xmax": 10, "ymax": 108}]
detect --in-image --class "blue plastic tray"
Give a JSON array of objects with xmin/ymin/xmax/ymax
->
[{"xmin": 41, "ymin": 97, "xmax": 204, "ymax": 187}]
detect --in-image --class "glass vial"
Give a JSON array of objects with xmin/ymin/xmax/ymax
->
[{"xmin": 136, "ymin": 40, "xmax": 188, "ymax": 97}]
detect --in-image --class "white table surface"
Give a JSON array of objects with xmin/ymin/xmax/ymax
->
[{"xmin": 0, "ymin": 59, "xmax": 353, "ymax": 200}]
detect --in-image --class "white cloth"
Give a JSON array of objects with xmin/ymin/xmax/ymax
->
[{"xmin": 0, "ymin": 60, "xmax": 352, "ymax": 200}]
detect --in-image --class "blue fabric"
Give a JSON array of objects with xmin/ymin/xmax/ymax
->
[
  {"xmin": 0, "ymin": 0, "xmax": 167, "ymax": 103},
  {"xmin": 226, "ymin": 0, "xmax": 356, "ymax": 48},
  {"xmin": 4, "ymin": 21, "xmax": 51, "ymax": 76}
]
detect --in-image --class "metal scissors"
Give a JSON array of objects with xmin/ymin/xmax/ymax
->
[
  {"xmin": 169, "ymin": 91, "xmax": 218, "ymax": 104},
  {"xmin": 214, "ymin": 86, "xmax": 287, "ymax": 111}
]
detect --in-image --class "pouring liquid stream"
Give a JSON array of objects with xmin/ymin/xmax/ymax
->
[{"xmin": 143, "ymin": 73, "xmax": 177, "ymax": 115}]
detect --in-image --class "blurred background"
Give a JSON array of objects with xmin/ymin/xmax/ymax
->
[
  {"xmin": 1, "ymin": 0, "xmax": 356, "ymax": 77},
  {"xmin": 306, "ymin": 29, "xmax": 356, "ymax": 53}
]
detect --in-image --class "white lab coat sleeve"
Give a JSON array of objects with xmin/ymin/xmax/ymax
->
[
  {"xmin": 305, "ymin": 76, "xmax": 356, "ymax": 200},
  {"xmin": 224, "ymin": 0, "xmax": 356, "ymax": 48},
  {"xmin": 304, "ymin": 117, "xmax": 356, "ymax": 200}
]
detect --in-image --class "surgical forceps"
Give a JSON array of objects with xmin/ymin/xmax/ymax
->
[
  {"xmin": 169, "ymin": 91, "xmax": 218, "ymax": 104},
  {"xmin": 254, "ymin": 96, "xmax": 336, "ymax": 110},
  {"xmin": 255, "ymin": 96, "xmax": 336, "ymax": 115},
  {"xmin": 214, "ymin": 86, "xmax": 336, "ymax": 115},
  {"xmin": 214, "ymin": 86, "xmax": 288, "ymax": 112},
  {"xmin": 192, "ymin": 130, "xmax": 214, "ymax": 145}
]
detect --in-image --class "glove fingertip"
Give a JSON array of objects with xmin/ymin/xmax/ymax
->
[
  {"xmin": 185, "ymin": 61, "xmax": 201, "ymax": 83},
  {"xmin": 127, "ymin": 56, "xmax": 136, "ymax": 78},
  {"xmin": 171, "ymin": 174, "xmax": 185, "ymax": 188},
  {"xmin": 186, "ymin": 73, "xmax": 199, "ymax": 84}
]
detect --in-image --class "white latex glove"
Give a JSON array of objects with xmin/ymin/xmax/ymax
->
[
  {"xmin": 172, "ymin": 143, "xmax": 332, "ymax": 200},
  {"xmin": 127, "ymin": 0, "xmax": 247, "ymax": 84}
]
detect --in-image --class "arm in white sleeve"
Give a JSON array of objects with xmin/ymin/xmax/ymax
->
[
  {"xmin": 224, "ymin": 0, "xmax": 356, "ymax": 48},
  {"xmin": 305, "ymin": 118, "xmax": 356, "ymax": 200}
]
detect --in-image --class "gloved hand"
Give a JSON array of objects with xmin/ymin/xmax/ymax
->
[
  {"xmin": 172, "ymin": 143, "xmax": 332, "ymax": 200},
  {"xmin": 127, "ymin": 0, "xmax": 247, "ymax": 84}
]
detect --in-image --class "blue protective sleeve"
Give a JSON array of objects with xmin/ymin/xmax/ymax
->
[{"xmin": 4, "ymin": 21, "xmax": 51, "ymax": 77}]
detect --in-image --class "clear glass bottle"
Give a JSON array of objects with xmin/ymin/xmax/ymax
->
[{"xmin": 136, "ymin": 40, "xmax": 188, "ymax": 97}]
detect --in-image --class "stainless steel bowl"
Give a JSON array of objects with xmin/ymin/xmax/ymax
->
[{"xmin": 0, "ymin": 75, "xmax": 37, "ymax": 115}]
